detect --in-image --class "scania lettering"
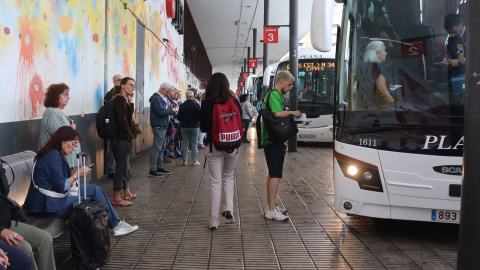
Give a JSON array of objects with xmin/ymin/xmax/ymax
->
[{"xmin": 312, "ymin": 0, "xmax": 465, "ymax": 223}]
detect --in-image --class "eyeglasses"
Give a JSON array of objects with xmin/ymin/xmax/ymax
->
[
  {"xmin": 72, "ymin": 142, "xmax": 77, "ymax": 148},
  {"xmin": 61, "ymin": 93, "xmax": 70, "ymax": 97},
  {"xmin": 127, "ymin": 84, "xmax": 136, "ymax": 88}
]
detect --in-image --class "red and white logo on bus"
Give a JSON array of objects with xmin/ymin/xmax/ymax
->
[{"xmin": 401, "ymin": 39, "xmax": 427, "ymax": 59}]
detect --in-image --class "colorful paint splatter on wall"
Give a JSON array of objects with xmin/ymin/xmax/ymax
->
[{"xmin": 0, "ymin": 0, "xmax": 187, "ymax": 123}]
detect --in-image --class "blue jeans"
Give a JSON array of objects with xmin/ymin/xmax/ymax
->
[
  {"xmin": 242, "ymin": 119, "xmax": 251, "ymax": 140},
  {"xmin": 41, "ymin": 185, "xmax": 121, "ymax": 229},
  {"xmin": 150, "ymin": 127, "xmax": 168, "ymax": 171},
  {"xmin": 0, "ymin": 244, "xmax": 32, "ymax": 270},
  {"xmin": 181, "ymin": 127, "xmax": 200, "ymax": 162}
]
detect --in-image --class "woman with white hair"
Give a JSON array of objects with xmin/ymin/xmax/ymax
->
[
  {"xmin": 177, "ymin": 90, "xmax": 201, "ymax": 166},
  {"xmin": 364, "ymin": 40, "xmax": 395, "ymax": 105}
]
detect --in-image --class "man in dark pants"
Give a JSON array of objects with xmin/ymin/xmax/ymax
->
[
  {"xmin": 261, "ymin": 71, "xmax": 302, "ymax": 221},
  {"xmin": 149, "ymin": 82, "xmax": 177, "ymax": 177},
  {"xmin": 104, "ymin": 74, "xmax": 122, "ymax": 179}
]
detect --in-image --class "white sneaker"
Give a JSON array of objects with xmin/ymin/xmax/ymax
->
[
  {"xmin": 113, "ymin": 221, "xmax": 139, "ymax": 236},
  {"xmin": 192, "ymin": 161, "xmax": 200, "ymax": 166},
  {"xmin": 265, "ymin": 208, "xmax": 289, "ymax": 221},
  {"xmin": 182, "ymin": 161, "xmax": 188, "ymax": 166},
  {"xmin": 265, "ymin": 205, "xmax": 287, "ymax": 214}
]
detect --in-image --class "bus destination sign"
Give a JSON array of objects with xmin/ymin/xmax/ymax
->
[{"xmin": 285, "ymin": 61, "xmax": 335, "ymax": 72}]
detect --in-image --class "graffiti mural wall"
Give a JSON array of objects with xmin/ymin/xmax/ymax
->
[
  {"xmin": 0, "ymin": 0, "xmax": 105, "ymax": 122},
  {"xmin": 0, "ymin": 0, "xmax": 188, "ymax": 123}
]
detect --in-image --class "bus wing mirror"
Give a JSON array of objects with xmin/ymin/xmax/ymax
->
[
  {"xmin": 311, "ymin": 0, "xmax": 336, "ymax": 52},
  {"xmin": 263, "ymin": 66, "xmax": 273, "ymax": 87}
]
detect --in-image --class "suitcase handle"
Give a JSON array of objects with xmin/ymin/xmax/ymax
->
[{"xmin": 76, "ymin": 152, "xmax": 87, "ymax": 204}]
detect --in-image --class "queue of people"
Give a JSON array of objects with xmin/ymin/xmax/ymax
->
[{"xmin": 2, "ymin": 69, "xmax": 302, "ymax": 269}]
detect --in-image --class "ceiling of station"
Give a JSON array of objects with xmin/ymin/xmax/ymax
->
[{"xmin": 186, "ymin": 0, "xmax": 314, "ymax": 88}]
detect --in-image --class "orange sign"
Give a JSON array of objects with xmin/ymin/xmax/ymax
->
[
  {"xmin": 264, "ymin": 27, "xmax": 279, "ymax": 43},
  {"xmin": 248, "ymin": 59, "xmax": 258, "ymax": 69}
]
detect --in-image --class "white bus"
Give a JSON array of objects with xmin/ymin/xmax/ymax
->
[
  {"xmin": 312, "ymin": 0, "xmax": 466, "ymax": 223},
  {"xmin": 276, "ymin": 47, "xmax": 335, "ymax": 142}
]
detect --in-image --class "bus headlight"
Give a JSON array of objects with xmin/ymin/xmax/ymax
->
[
  {"xmin": 347, "ymin": 166, "xmax": 358, "ymax": 176},
  {"xmin": 335, "ymin": 151, "xmax": 384, "ymax": 192}
]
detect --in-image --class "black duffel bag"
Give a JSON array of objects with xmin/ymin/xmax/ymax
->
[{"xmin": 261, "ymin": 90, "xmax": 298, "ymax": 144}]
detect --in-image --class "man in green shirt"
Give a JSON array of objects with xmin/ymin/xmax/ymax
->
[{"xmin": 262, "ymin": 71, "xmax": 302, "ymax": 221}]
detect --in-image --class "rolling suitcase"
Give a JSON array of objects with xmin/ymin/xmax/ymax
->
[{"xmin": 69, "ymin": 152, "xmax": 111, "ymax": 270}]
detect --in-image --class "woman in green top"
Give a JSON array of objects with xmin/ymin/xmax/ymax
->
[{"xmin": 38, "ymin": 83, "xmax": 78, "ymax": 168}]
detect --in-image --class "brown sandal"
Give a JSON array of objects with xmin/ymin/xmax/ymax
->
[
  {"xmin": 124, "ymin": 193, "xmax": 136, "ymax": 201},
  {"xmin": 111, "ymin": 199, "xmax": 133, "ymax": 206}
]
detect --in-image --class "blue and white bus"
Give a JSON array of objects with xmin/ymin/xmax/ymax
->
[{"xmin": 277, "ymin": 47, "xmax": 336, "ymax": 142}]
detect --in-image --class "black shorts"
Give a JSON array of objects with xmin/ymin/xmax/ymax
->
[{"xmin": 264, "ymin": 144, "xmax": 287, "ymax": 178}]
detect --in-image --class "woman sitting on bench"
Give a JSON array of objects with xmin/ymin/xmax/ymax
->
[{"xmin": 23, "ymin": 126, "xmax": 138, "ymax": 237}]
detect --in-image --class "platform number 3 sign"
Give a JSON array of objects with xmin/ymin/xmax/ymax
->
[{"xmin": 264, "ymin": 27, "xmax": 278, "ymax": 44}]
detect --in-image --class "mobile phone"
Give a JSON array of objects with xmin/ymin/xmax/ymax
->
[{"xmin": 88, "ymin": 163, "xmax": 94, "ymax": 168}]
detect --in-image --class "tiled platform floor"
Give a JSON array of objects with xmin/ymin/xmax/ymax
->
[{"xmin": 53, "ymin": 134, "xmax": 459, "ymax": 269}]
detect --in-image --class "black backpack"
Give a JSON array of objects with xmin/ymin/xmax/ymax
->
[{"xmin": 96, "ymin": 97, "xmax": 118, "ymax": 139}]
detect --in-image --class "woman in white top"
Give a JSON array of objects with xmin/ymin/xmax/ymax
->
[{"xmin": 240, "ymin": 94, "xmax": 254, "ymax": 143}]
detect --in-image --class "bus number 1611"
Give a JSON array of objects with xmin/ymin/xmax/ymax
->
[{"xmin": 359, "ymin": 139, "xmax": 377, "ymax": 147}]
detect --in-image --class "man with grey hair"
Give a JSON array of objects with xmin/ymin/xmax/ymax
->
[
  {"xmin": 104, "ymin": 74, "xmax": 123, "ymax": 178},
  {"xmin": 261, "ymin": 70, "xmax": 301, "ymax": 221},
  {"xmin": 149, "ymin": 82, "xmax": 177, "ymax": 177},
  {"xmin": 105, "ymin": 74, "xmax": 123, "ymax": 103}
]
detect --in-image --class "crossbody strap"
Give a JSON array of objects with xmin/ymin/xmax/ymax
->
[{"xmin": 31, "ymin": 162, "xmax": 70, "ymax": 199}]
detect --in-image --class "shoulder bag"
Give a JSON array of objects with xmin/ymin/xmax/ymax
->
[{"xmin": 261, "ymin": 90, "xmax": 298, "ymax": 144}]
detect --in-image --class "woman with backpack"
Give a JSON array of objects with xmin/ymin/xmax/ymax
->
[{"xmin": 200, "ymin": 73, "xmax": 243, "ymax": 230}]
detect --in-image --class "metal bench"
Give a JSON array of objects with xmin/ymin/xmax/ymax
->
[{"xmin": 2, "ymin": 150, "xmax": 68, "ymax": 240}]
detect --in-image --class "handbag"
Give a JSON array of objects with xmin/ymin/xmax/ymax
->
[
  {"xmin": 261, "ymin": 90, "xmax": 298, "ymax": 144},
  {"xmin": 130, "ymin": 119, "xmax": 142, "ymax": 137},
  {"xmin": 0, "ymin": 159, "xmax": 26, "ymax": 223},
  {"xmin": 166, "ymin": 120, "xmax": 173, "ymax": 136}
]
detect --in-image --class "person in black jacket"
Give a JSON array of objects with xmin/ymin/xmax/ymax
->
[
  {"xmin": 200, "ymin": 73, "xmax": 242, "ymax": 230},
  {"xmin": 0, "ymin": 164, "xmax": 55, "ymax": 270},
  {"xmin": 177, "ymin": 90, "xmax": 201, "ymax": 166},
  {"xmin": 104, "ymin": 74, "xmax": 122, "ymax": 179},
  {"xmin": 111, "ymin": 77, "xmax": 141, "ymax": 206}
]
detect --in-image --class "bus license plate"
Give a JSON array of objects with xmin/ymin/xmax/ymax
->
[{"xmin": 431, "ymin": 210, "xmax": 460, "ymax": 222}]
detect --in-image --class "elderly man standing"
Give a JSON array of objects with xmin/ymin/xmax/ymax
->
[
  {"xmin": 104, "ymin": 74, "xmax": 122, "ymax": 179},
  {"xmin": 149, "ymin": 82, "xmax": 177, "ymax": 177}
]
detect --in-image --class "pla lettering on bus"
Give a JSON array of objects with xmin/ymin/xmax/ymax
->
[{"xmin": 422, "ymin": 135, "xmax": 464, "ymax": 150}]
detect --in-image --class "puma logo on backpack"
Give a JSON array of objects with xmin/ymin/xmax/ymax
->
[{"xmin": 211, "ymin": 97, "xmax": 243, "ymax": 151}]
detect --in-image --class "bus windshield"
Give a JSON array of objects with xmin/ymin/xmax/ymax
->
[
  {"xmin": 278, "ymin": 59, "xmax": 335, "ymax": 118},
  {"xmin": 336, "ymin": 0, "xmax": 466, "ymax": 155}
]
